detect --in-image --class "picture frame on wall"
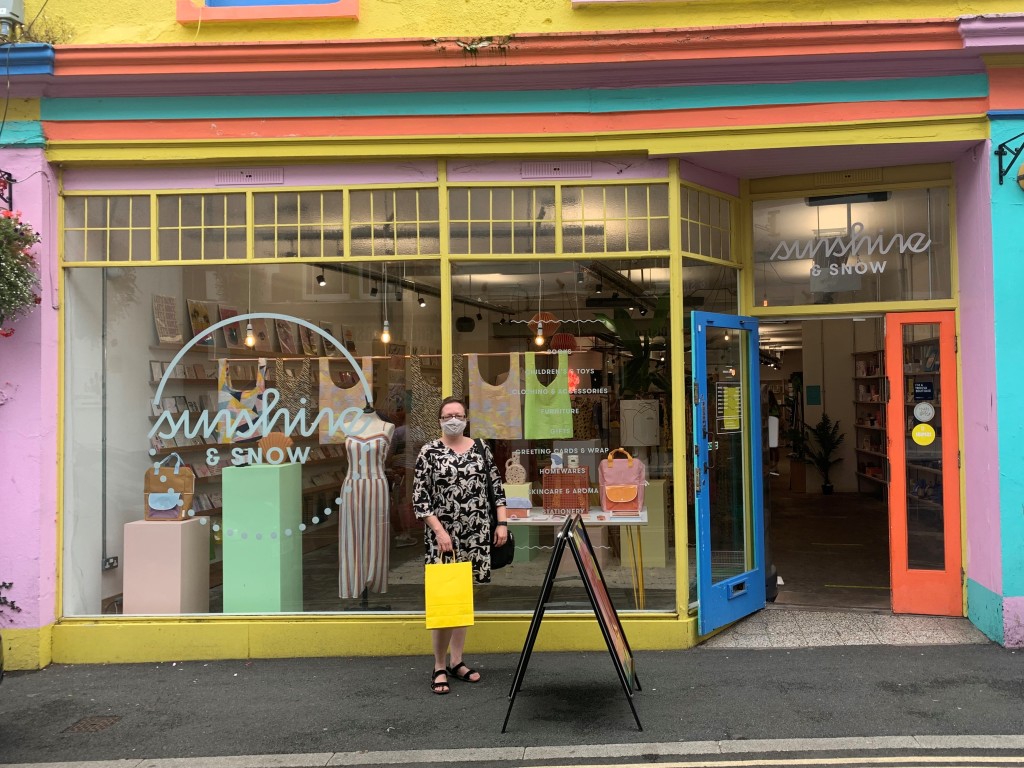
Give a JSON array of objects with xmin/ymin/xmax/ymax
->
[
  {"xmin": 299, "ymin": 324, "xmax": 319, "ymax": 356},
  {"xmin": 251, "ymin": 318, "xmax": 272, "ymax": 353},
  {"xmin": 186, "ymin": 300, "xmax": 216, "ymax": 347},
  {"xmin": 276, "ymin": 319, "xmax": 297, "ymax": 354},
  {"xmin": 152, "ymin": 295, "xmax": 183, "ymax": 345},
  {"xmin": 218, "ymin": 305, "xmax": 245, "ymax": 350},
  {"xmin": 318, "ymin": 321, "xmax": 337, "ymax": 352}
]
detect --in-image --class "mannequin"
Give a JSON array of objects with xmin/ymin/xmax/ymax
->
[{"xmin": 339, "ymin": 402, "xmax": 396, "ymax": 601}]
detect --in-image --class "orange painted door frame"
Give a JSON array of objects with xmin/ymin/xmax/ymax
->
[{"xmin": 885, "ymin": 311, "xmax": 962, "ymax": 616}]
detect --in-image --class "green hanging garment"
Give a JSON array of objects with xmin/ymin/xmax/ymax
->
[{"xmin": 523, "ymin": 351, "xmax": 574, "ymax": 440}]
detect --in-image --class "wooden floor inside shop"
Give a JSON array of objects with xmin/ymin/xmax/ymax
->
[{"xmin": 767, "ymin": 457, "xmax": 891, "ymax": 611}]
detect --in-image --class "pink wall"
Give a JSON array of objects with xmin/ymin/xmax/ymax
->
[
  {"xmin": 954, "ymin": 143, "xmax": 1001, "ymax": 594},
  {"xmin": 0, "ymin": 148, "xmax": 59, "ymax": 630}
]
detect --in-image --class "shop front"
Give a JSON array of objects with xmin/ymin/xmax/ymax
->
[{"xmin": 48, "ymin": 154, "xmax": 976, "ymax": 663}]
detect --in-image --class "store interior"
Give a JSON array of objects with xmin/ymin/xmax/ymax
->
[{"xmin": 760, "ymin": 317, "xmax": 892, "ymax": 612}]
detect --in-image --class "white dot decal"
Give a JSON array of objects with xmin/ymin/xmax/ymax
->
[
  {"xmin": 312, "ymin": 517, "xmax": 320, "ymax": 524},
  {"xmin": 148, "ymin": 448, "xmax": 157, "ymax": 456},
  {"xmin": 299, "ymin": 524, "xmax": 307, "ymax": 532},
  {"xmin": 212, "ymin": 524, "xmax": 220, "ymax": 532},
  {"xmin": 199, "ymin": 518, "xmax": 208, "ymax": 526},
  {"xmin": 240, "ymin": 532, "xmax": 248, "ymax": 540},
  {"xmin": 187, "ymin": 509, "xmax": 195, "ymax": 517},
  {"xmin": 160, "ymin": 475, "xmax": 167, "ymax": 483},
  {"xmin": 255, "ymin": 533, "xmax": 262, "ymax": 540},
  {"xmin": 285, "ymin": 529, "xmax": 293, "ymax": 537}
]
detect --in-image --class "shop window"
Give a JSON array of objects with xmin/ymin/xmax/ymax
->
[
  {"xmin": 64, "ymin": 196, "xmax": 152, "ymax": 262},
  {"xmin": 561, "ymin": 184, "xmax": 670, "ymax": 254},
  {"xmin": 157, "ymin": 194, "xmax": 247, "ymax": 261},
  {"xmin": 448, "ymin": 187, "xmax": 556, "ymax": 255},
  {"xmin": 63, "ymin": 260, "xmax": 441, "ymax": 617},
  {"xmin": 752, "ymin": 187, "xmax": 952, "ymax": 308},
  {"xmin": 253, "ymin": 191, "xmax": 344, "ymax": 259},
  {"xmin": 680, "ymin": 186, "xmax": 734, "ymax": 261},
  {"xmin": 349, "ymin": 188, "xmax": 441, "ymax": 257},
  {"xmin": 451, "ymin": 257, "xmax": 675, "ymax": 612}
]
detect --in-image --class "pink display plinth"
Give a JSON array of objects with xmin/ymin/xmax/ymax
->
[{"xmin": 123, "ymin": 519, "xmax": 210, "ymax": 615}]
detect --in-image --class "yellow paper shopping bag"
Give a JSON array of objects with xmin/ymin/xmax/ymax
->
[{"xmin": 424, "ymin": 557, "xmax": 475, "ymax": 630}]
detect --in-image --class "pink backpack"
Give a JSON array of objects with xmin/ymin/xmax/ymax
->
[{"xmin": 598, "ymin": 448, "xmax": 646, "ymax": 515}]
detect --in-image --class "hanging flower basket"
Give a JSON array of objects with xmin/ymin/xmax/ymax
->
[{"xmin": 0, "ymin": 210, "xmax": 42, "ymax": 338}]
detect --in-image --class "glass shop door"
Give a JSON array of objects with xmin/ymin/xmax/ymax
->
[
  {"xmin": 691, "ymin": 311, "xmax": 766, "ymax": 635},
  {"xmin": 886, "ymin": 311, "xmax": 963, "ymax": 615}
]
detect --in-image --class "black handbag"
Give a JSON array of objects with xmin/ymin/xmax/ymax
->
[{"xmin": 475, "ymin": 439, "xmax": 515, "ymax": 570}]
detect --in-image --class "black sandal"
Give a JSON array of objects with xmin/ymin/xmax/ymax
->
[
  {"xmin": 430, "ymin": 669, "xmax": 450, "ymax": 695},
  {"xmin": 446, "ymin": 661, "xmax": 481, "ymax": 683}
]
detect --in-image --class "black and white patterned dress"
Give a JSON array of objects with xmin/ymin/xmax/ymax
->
[{"xmin": 413, "ymin": 439, "xmax": 506, "ymax": 584}]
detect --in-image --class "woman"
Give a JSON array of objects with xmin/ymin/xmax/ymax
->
[{"xmin": 412, "ymin": 396, "xmax": 508, "ymax": 695}]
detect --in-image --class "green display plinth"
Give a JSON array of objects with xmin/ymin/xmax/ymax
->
[
  {"xmin": 513, "ymin": 524, "xmax": 541, "ymax": 563},
  {"xmin": 222, "ymin": 463, "xmax": 303, "ymax": 613}
]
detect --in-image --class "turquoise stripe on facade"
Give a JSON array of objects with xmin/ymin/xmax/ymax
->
[
  {"xmin": 0, "ymin": 122, "xmax": 46, "ymax": 147},
  {"xmin": 967, "ymin": 579, "xmax": 1004, "ymax": 644},
  {"xmin": 991, "ymin": 115, "xmax": 1024, "ymax": 597},
  {"xmin": 40, "ymin": 75, "xmax": 988, "ymax": 122}
]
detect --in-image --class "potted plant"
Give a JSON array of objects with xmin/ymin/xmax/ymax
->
[
  {"xmin": 805, "ymin": 413, "xmax": 845, "ymax": 494},
  {"xmin": 595, "ymin": 297, "xmax": 669, "ymax": 447},
  {"xmin": 0, "ymin": 209, "xmax": 42, "ymax": 339},
  {"xmin": 594, "ymin": 295, "xmax": 670, "ymax": 399}
]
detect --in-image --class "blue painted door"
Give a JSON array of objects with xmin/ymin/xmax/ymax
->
[{"xmin": 691, "ymin": 312, "xmax": 766, "ymax": 635}]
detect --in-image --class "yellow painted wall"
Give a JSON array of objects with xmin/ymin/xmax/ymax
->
[{"xmin": 24, "ymin": 0, "xmax": 1024, "ymax": 46}]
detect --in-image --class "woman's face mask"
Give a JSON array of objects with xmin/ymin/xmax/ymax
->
[{"xmin": 440, "ymin": 414, "xmax": 467, "ymax": 436}]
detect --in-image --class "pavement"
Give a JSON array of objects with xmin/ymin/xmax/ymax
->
[{"xmin": 1, "ymin": 635, "xmax": 1024, "ymax": 767}]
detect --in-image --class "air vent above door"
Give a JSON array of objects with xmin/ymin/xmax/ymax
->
[
  {"xmin": 215, "ymin": 168, "xmax": 285, "ymax": 186},
  {"xmin": 521, "ymin": 161, "xmax": 593, "ymax": 180},
  {"xmin": 812, "ymin": 169, "xmax": 883, "ymax": 187}
]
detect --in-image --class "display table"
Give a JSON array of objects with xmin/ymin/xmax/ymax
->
[
  {"xmin": 509, "ymin": 507, "xmax": 649, "ymax": 607},
  {"xmin": 222, "ymin": 463, "xmax": 303, "ymax": 613},
  {"xmin": 123, "ymin": 518, "xmax": 210, "ymax": 615}
]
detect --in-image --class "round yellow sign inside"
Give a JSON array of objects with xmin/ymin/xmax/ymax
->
[{"xmin": 912, "ymin": 423, "xmax": 936, "ymax": 446}]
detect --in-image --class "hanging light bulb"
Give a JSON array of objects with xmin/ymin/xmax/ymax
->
[
  {"xmin": 724, "ymin": 332, "xmax": 730, "ymax": 341},
  {"xmin": 244, "ymin": 322, "xmax": 256, "ymax": 348},
  {"xmin": 534, "ymin": 320, "xmax": 545, "ymax": 347},
  {"xmin": 380, "ymin": 320, "xmax": 391, "ymax": 345}
]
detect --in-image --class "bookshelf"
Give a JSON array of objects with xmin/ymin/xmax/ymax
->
[{"xmin": 852, "ymin": 349, "xmax": 888, "ymax": 496}]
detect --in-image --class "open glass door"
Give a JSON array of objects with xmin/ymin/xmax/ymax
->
[
  {"xmin": 885, "ymin": 312, "xmax": 962, "ymax": 615},
  {"xmin": 691, "ymin": 311, "xmax": 765, "ymax": 635}
]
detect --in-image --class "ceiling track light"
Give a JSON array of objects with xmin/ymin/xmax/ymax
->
[
  {"xmin": 418, "ymin": 296, "xmax": 426, "ymax": 308},
  {"xmin": 595, "ymin": 283, "xmax": 603, "ymax": 295},
  {"xmin": 316, "ymin": 273, "xmax": 327, "ymax": 287}
]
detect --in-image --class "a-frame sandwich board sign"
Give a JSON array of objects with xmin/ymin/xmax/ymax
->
[{"xmin": 502, "ymin": 515, "xmax": 642, "ymax": 732}]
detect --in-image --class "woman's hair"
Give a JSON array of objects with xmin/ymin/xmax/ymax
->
[{"xmin": 437, "ymin": 395, "xmax": 468, "ymax": 419}]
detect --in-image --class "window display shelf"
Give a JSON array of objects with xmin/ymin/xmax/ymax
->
[{"xmin": 856, "ymin": 472, "xmax": 887, "ymax": 484}]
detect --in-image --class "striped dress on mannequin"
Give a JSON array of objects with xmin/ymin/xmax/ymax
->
[{"xmin": 339, "ymin": 417, "xmax": 395, "ymax": 598}]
